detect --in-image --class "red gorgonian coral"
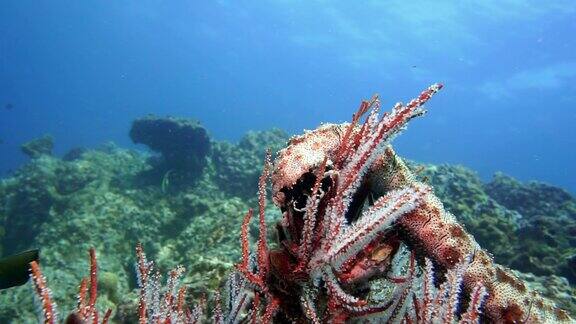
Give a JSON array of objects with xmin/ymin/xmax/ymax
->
[
  {"xmin": 233, "ymin": 83, "xmax": 570, "ymax": 323},
  {"xmin": 234, "ymin": 84, "xmax": 485, "ymax": 322},
  {"xmin": 30, "ymin": 248, "xmax": 112, "ymax": 324}
]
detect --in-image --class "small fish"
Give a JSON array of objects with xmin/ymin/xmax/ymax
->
[
  {"xmin": 413, "ymin": 165, "xmax": 426, "ymax": 175},
  {"xmin": 0, "ymin": 249, "xmax": 39, "ymax": 289},
  {"xmin": 4, "ymin": 103, "xmax": 13, "ymax": 110},
  {"xmin": 161, "ymin": 169, "xmax": 174, "ymax": 194}
]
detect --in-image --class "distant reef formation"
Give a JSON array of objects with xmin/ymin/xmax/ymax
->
[
  {"xmin": 0, "ymin": 126, "xmax": 574, "ymax": 321},
  {"xmin": 130, "ymin": 115, "xmax": 211, "ymax": 186},
  {"xmin": 20, "ymin": 134, "xmax": 54, "ymax": 158}
]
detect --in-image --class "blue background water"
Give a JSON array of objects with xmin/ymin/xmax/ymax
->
[{"xmin": 1, "ymin": 1, "xmax": 575, "ymax": 192}]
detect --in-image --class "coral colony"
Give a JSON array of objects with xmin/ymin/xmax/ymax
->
[
  {"xmin": 30, "ymin": 249, "xmax": 112, "ymax": 323},
  {"xmin": 29, "ymin": 85, "xmax": 572, "ymax": 323}
]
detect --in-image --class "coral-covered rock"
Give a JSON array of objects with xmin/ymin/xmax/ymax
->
[
  {"xmin": 515, "ymin": 271, "xmax": 576, "ymax": 318},
  {"xmin": 130, "ymin": 116, "xmax": 211, "ymax": 184},
  {"xmin": 0, "ymin": 142, "xmax": 253, "ymax": 321},
  {"xmin": 485, "ymin": 172, "xmax": 576, "ymax": 221},
  {"xmin": 409, "ymin": 163, "xmax": 521, "ymax": 264},
  {"xmin": 485, "ymin": 173, "xmax": 576, "ymax": 284},
  {"xmin": 1, "ymin": 113, "xmax": 574, "ymax": 322},
  {"xmin": 20, "ymin": 134, "xmax": 54, "ymax": 158},
  {"xmin": 211, "ymin": 128, "xmax": 288, "ymax": 199},
  {"xmin": 62, "ymin": 147, "xmax": 88, "ymax": 161},
  {"xmin": 408, "ymin": 163, "xmax": 576, "ymax": 286},
  {"xmin": 259, "ymin": 84, "xmax": 571, "ymax": 322},
  {"xmin": 1, "ymin": 156, "xmax": 60, "ymax": 255}
]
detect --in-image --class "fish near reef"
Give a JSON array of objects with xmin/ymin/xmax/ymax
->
[{"xmin": 0, "ymin": 249, "xmax": 39, "ymax": 289}]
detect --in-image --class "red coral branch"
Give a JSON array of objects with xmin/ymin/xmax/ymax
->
[
  {"xmin": 297, "ymin": 156, "xmax": 328, "ymax": 268},
  {"xmin": 102, "ymin": 309, "xmax": 112, "ymax": 324},
  {"xmin": 256, "ymin": 150, "xmax": 272, "ymax": 280},
  {"xmin": 30, "ymin": 249, "xmax": 111, "ymax": 324},
  {"xmin": 29, "ymin": 261, "xmax": 57, "ymax": 324},
  {"xmin": 88, "ymin": 248, "xmax": 98, "ymax": 316},
  {"xmin": 135, "ymin": 242, "xmax": 149, "ymax": 324},
  {"xmin": 460, "ymin": 282, "xmax": 488, "ymax": 323},
  {"xmin": 238, "ymin": 208, "xmax": 254, "ymax": 273},
  {"xmin": 77, "ymin": 277, "xmax": 88, "ymax": 316},
  {"xmin": 134, "ymin": 244, "xmax": 200, "ymax": 323}
]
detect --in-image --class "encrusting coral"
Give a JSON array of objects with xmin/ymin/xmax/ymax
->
[{"xmin": 29, "ymin": 84, "xmax": 573, "ymax": 323}]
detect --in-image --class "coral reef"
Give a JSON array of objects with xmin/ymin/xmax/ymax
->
[
  {"xmin": 0, "ymin": 145, "xmax": 152, "ymax": 321},
  {"xmin": 21, "ymin": 134, "xmax": 54, "ymax": 159},
  {"xmin": 0, "ymin": 137, "xmax": 280, "ymax": 321},
  {"xmin": 486, "ymin": 172, "xmax": 576, "ymax": 220},
  {"xmin": 130, "ymin": 116, "xmax": 211, "ymax": 185},
  {"xmin": 211, "ymin": 128, "xmax": 288, "ymax": 199},
  {"xmin": 513, "ymin": 270, "xmax": 576, "ymax": 317},
  {"xmin": 62, "ymin": 147, "xmax": 88, "ymax": 161},
  {"xmin": 486, "ymin": 172, "xmax": 576, "ymax": 283},
  {"xmin": 407, "ymin": 163, "xmax": 576, "ymax": 287},
  {"xmin": 0, "ymin": 87, "xmax": 575, "ymax": 322},
  {"xmin": 408, "ymin": 163, "xmax": 522, "ymax": 264},
  {"xmin": 255, "ymin": 85, "xmax": 569, "ymax": 322}
]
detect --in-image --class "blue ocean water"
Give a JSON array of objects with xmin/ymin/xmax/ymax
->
[{"xmin": 0, "ymin": 1, "xmax": 574, "ymax": 192}]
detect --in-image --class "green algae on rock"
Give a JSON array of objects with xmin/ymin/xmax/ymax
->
[
  {"xmin": 211, "ymin": 128, "xmax": 288, "ymax": 199},
  {"xmin": 485, "ymin": 172, "xmax": 576, "ymax": 284}
]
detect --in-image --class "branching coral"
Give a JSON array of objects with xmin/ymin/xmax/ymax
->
[
  {"xmin": 30, "ymin": 248, "xmax": 112, "ymax": 324},
  {"xmin": 233, "ymin": 84, "xmax": 571, "ymax": 323}
]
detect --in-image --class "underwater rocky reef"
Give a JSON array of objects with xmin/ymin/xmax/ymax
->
[
  {"xmin": 129, "ymin": 115, "xmax": 211, "ymax": 186},
  {"xmin": 0, "ymin": 121, "xmax": 288, "ymax": 322},
  {"xmin": 0, "ymin": 98, "xmax": 575, "ymax": 321}
]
